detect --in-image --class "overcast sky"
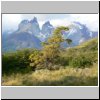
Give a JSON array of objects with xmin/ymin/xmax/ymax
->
[{"xmin": 2, "ymin": 14, "xmax": 98, "ymax": 32}]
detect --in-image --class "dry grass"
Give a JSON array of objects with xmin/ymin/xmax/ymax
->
[{"xmin": 2, "ymin": 63, "xmax": 98, "ymax": 86}]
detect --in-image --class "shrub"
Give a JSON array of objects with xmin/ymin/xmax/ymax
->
[
  {"xmin": 2, "ymin": 49, "xmax": 34, "ymax": 75},
  {"xmin": 29, "ymin": 50, "xmax": 45, "ymax": 70},
  {"xmin": 69, "ymin": 53, "xmax": 93, "ymax": 68}
]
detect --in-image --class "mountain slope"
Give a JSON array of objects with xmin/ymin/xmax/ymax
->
[
  {"xmin": 76, "ymin": 37, "xmax": 98, "ymax": 51},
  {"xmin": 2, "ymin": 17, "xmax": 98, "ymax": 52},
  {"xmin": 62, "ymin": 22, "xmax": 93, "ymax": 46},
  {"xmin": 17, "ymin": 17, "xmax": 41, "ymax": 36},
  {"xmin": 41, "ymin": 21, "xmax": 54, "ymax": 41},
  {"xmin": 2, "ymin": 32, "xmax": 42, "ymax": 52}
]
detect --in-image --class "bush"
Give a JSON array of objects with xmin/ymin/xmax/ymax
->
[
  {"xmin": 69, "ymin": 53, "xmax": 93, "ymax": 68},
  {"xmin": 60, "ymin": 40, "xmax": 98, "ymax": 68},
  {"xmin": 29, "ymin": 50, "xmax": 45, "ymax": 70},
  {"xmin": 2, "ymin": 49, "xmax": 34, "ymax": 75}
]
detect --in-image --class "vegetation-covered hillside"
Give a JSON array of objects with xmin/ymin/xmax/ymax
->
[{"xmin": 2, "ymin": 26, "xmax": 98, "ymax": 86}]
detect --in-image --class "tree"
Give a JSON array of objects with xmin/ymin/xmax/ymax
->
[
  {"xmin": 29, "ymin": 50, "xmax": 45, "ymax": 70},
  {"xmin": 29, "ymin": 26, "xmax": 72, "ymax": 70},
  {"xmin": 41, "ymin": 26, "xmax": 71, "ymax": 68},
  {"xmin": 65, "ymin": 39, "xmax": 72, "ymax": 45}
]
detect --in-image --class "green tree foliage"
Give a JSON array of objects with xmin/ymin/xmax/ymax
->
[
  {"xmin": 65, "ymin": 39, "xmax": 72, "ymax": 45},
  {"xmin": 48, "ymin": 26, "xmax": 69, "ymax": 44},
  {"xmin": 2, "ymin": 49, "xmax": 34, "ymax": 75},
  {"xmin": 29, "ymin": 26, "xmax": 72, "ymax": 70},
  {"xmin": 29, "ymin": 50, "xmax": 45, "ymax": 70},
  {"xmin": 60, "ymin": 38, "xmax": 98, "ymax": 68},
  {"xmin": 69, "ymin": 53, "xmax": 93, "ymax": 68}
]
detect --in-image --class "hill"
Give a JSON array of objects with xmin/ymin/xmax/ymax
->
[
  {"xmin": 2, "ymin": 38, "xmax": 98, "ymax": 86},
  {"xmin": 76, "ymin": 37, "xmax": 98, "ymax": 50}
]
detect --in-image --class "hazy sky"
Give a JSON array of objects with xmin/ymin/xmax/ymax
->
[{"xmin": 2, "ymin": 14, "xmax": 98, "ymax": 32}]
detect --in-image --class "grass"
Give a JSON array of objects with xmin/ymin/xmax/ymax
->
[
  {"xmin": 60, "ymin": 38, "xmax": 98, "ymax": 68},
  {"xmin": 77, "ymin": 37, "xmax": 98, "ymax": 49},
  {"xmin": 2, "ymin": 38, "xmax": 98, "ymax": 86},
  {"xmin": 2, "ymin": 63, "xmax": 98, "ymax": 86}
]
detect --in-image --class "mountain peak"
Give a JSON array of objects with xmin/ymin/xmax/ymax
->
[
  {"xmin": 18, "ymin": 20, "xmax": 29, "ymax": 31},
  {"xmin": 44, "ymin": 21, "xmax": 51, "ymax": 25},
  {"xmin": 41, "ymin": 21, "xmax": 54, "ymax": 39},
  {"xmin": 30, "ymin": 17, "xmax": 37, "ymax": 23},
  {"xmin": 20, "ymin": 20, "xmax": 29, "ymax": 24}
]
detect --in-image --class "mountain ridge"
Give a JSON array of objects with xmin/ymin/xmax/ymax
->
[{"xmin": 2, "ymin": 17, "xmax": 98, "ymax": 52}]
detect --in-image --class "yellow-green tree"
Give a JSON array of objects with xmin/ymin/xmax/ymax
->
[
  {"xmin": 29, "ymin": 26, "xmax": 72, "ymax": 70},
  {"xmin": 29, "ymin": 50, "xmax": 45, "ymax": 70},
  {"xmin": 42, "ymin": 26, "xmax": 71, "ymax": 68}
]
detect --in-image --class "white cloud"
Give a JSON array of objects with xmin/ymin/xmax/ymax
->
[
  {"xmin": 2, "ymin": 14, "xmax": 98, "ymax": 32},
  {"xmin": 43, "ymin": 14, "xmax": 98, "ymax": 31},
  {"xmin": 21, "ymin": 14, "xmax": 46, "ymax": 21},
  {"xmin": 50, "ymin": 14, "xmax": 98, "ymax": 31},
  {"xmin": 69, "ymin": 14, "xmax": 98, "ymax": 31},
  {"xmin": 50, "ymin": 19, "xmax": 72, "ymax": 27},
  {"xmin": 2, "ymin": 14, "xmax": 22, "ymax": 32}
]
